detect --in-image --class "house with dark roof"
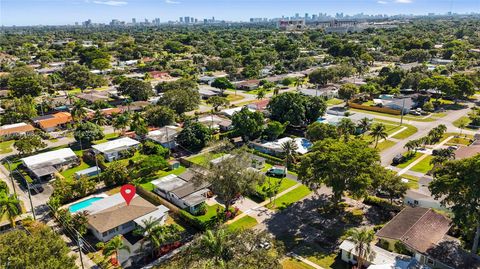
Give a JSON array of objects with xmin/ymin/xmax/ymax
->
[{"xmin": 375, "ymin": 207, "xmax": 477, "ymax": 269}]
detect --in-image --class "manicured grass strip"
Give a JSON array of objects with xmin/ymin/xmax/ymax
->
[
  {"xmin": 187, "ymin": 152, "xmax": 224, "ymax": 165},
  {"xmin": 441, "ymin": 133, "xmax": 472, "ymax": 146},
  {"xmin": 376, "ymin": 140, "xmax": 396, "ymax": 152},
  {"xmin": 350, "ymin": 108, "xmax": 435, "ymax": 122},
  {"xmin": 59, "ymin": 161, "xmax": 91, "ymax": 180},
  {"xmin": 266, "ymin": 185, "xmax": 311, "ymax": 210},
  {"xmin": 226, "ymin": 94, "xmax": 245, "ymax": 102},
  {"xmin": 228, "ymin": 215, "xmax": 258, "ymax": 231},
  {"xmin": 373, "ymin": 119, "xmax": 418, "ymax": 139},
  {"xmin": 0, "ymin": 140, "xmax": 14, "ymax": 154},
  {"xmin": 401, "ymin": 174, "xmax": 420, "ymax": 189},
  {"xmin": 396, "ymin": 152, "xmax": 423, "ymax": 169},
  {"xmin": 282, "ymin": 258, "xmax": 315, "ymax": 269},
  {"xmin": 326, "ymin": 98, "xmax": 343, "ymax": 106},
  {"xmin": 410, "ymin": 155, "xmax": 433, "ymax": 174}
]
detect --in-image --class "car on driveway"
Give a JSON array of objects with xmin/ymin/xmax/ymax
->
[{"xmin": 392, "ymin": 154, "xmax": 405, "ymax": 165}]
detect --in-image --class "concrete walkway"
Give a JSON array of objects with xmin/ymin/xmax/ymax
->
[{"xmin": 397, "ymin": 136, "xmax": 453, "ymax": 176}]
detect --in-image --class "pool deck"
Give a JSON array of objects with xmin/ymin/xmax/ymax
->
[{"xmin": 62, "ymin": 193, "xmax": 110, "ymax": 213}]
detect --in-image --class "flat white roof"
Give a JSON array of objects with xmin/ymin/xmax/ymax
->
[
  {"xmin": 22, "ymin": 148, "xmax": 77, "ymax": 168},
  {"xmin": 152, "ymin": 174, "xmax": 187, "ymax": 192},
  {"xmin": 259, "ymin": 137, "xmax": 311, "ymax": 154},
  {"xmin": 92, "ymin": 137, "xmax": 140, "ymax": 153},
  {"xmin": 0, "ymin": 122, "xmax": 28, "ymax": 130},
  {"xmin": 339, "ymin": 239, "xmax": 409, "ymax": 266},
  {"xmin": 221, "ymin": 107, "xmax": 254, "ymax": 117}
]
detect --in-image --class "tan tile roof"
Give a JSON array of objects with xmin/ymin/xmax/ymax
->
[
  {"xmin": 87, "ymin": 196, "xmax": 157, "ymax": 233},
  {"xmin": 0, "ymin": 123, "xmax": 35, "ymax": 136},
  {"xmin": 376, "ymin": 207, "xmax": 451, "ymax": 253},
  {"xmin": 454, "ymin": 145, "xmax": 480, "ymax": 160}
]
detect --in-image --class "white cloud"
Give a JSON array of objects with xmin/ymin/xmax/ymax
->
[
  {"xmin": 377, "ymin": 0, "xmax": 388, "ymax": 4},
  {"xmin": 395, "ymin": 0, "xmax": 413, "ymax": 3},
  {"xmin": 92, "ymin": 0, "xmax": 127, "ymax": 6},
  {"xmin": 165, "ymin": 0, "xmax": 180, "ymax": 4}
]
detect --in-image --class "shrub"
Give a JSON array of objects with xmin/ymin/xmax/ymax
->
[
  {"xmin": 177, "ymin": 210, "xmax": 218, "ymax": 231},
  {"xmin": 363, "ymin": 195, "xmax": 402, "ymax": 212}
]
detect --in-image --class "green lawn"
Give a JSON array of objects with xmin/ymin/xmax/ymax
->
[
  {"xmin": 326, "ymin": 98, "xmax": 343, "ymax": 106},
  {"xmin": 442, "ymin": 133, "xmax": 473, "ymax": 146},
  {"xmin": 195, "ymin": 204, "xmax": 224, "ymax": 222},
  {"xmin": 266, "ymin": 185, "xmax": 311, "ymax": 210},
  {"xmin": 282, "ymin": 258, "xmax": 315, "ymax": 269},
  {"xmin": 452, "ymin": 116, "xmax": 473, "ymax": 129},
  {"xmin": 410, "ymin": 155, "xmax": 433, "ymax": 174},
  {"xmin": 187, "ymin": 152, "xmax": 224, "ymax": 166},
  {"xmin": 226, "ymin": 94, "xmax": 245, "ymax": 102},
  {"xmin": 227, "ymin": 215, "xmax": 258, "ymax": 231},
  {"xmin": 401, "ymin": 174, "xmax": 420, "ymax": 189},
  {"xmin": 373, "ymin": 119, "xmax": 418, "ymax": 139},
  {"xmin": 59, "ymin": 161, "xmax": 92, "ymax": 180},
  {"xmin": 247, "ymin": 87, "xmax": 274, "ymax": 96},
  {"xmin": 349, "ymin": 108, "xmax": 435, "ymax": 122},
  {"xmin": 253, "ymin": 177, "xmax": 298, "ymax": 202},
  {"xmin": 396, "ymin": 152, "xmax": 423, "ymax": 168},
  {"xmin": 0, "ymin": 140, "xmax": 14, "ymax": 154},
  {"xmin": 139, "ymin": 166, "xmax": 187, "ymax": 191},
  {"xmin": 296, "ymin": 244, "xmax": 349, "ymax": 269},
  {"xmin": 92, "ymin": 133, "xmax": 120, "ymax": 145},
  {"xmin": 376, "ymin": 140, "xmax": 396, "ymax": 152}
]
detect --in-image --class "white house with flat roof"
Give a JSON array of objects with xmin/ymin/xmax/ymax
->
[
  {"xmin": 250, "ymin": 137, "xmax": 312, "ymax": 157},
  {"xmin": 82, "ymin": 193, "xmax": 169, "ymax": 242},
  {"xmin": 92, "ymin": 137, "xmax": 140, "ymax": 162},
  {"xmin": 21, "ymin": 148, "xmax": 79, "ymax": 180}
]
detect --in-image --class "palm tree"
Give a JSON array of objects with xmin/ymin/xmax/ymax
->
[
  {"xmin": 337, "ymin": 118, "xmax": 356, "ymax": 141},
  {"xmin": 256, "ymin": 88, "xmax": 267, "ymax": 100},
  {"xmin": 370, "ymin": 123, "xmax": 388, "ymax": 148},
  {"xmin": 112, "ymin": 113, "xmax": 130, "ymax": 135},
  {"xmin": 404, "ymin": 140, "xmax": 420, "ymax": 155},
  {"xmin": 281, "ymin": 140, "xmax": 298, "ymax": 169},
  {"xmin": 196, "ymin": 229, "xmax": 231, "ymax": 265},
  {"xmin": 134, "ymin": 217, "xmax": 161, "ymax": 257},
  {"xmin": 430, "ymin": 148, "xmax": 456, "ymax": 170},
  {"xmin": 92, "ymin": 109, "xmax": 108, "ymax": 126},
  {"xmin": 71, "ymin": 100, "xmax": 88, "ymax": 123},
  {"xmin": 347, "ymin": 228, "xmax": 376, "ymax": 269},
  {"xmin": 357, "ymin": 117, "xmax": 372, "ymax": 136},
  {"xmin": 102, "ymin": 235, "xmax": 130, "ymax": 265},
  {"xmin": 0, "ymin": 192, "xmax": 20, "ymax": 228},
  {"xmin": 458, "ymin": 119, "xmax": 468, "ymax": 137}
]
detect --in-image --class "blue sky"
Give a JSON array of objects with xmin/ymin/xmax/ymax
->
[{"xmin": 1, "ymin": 0, "xmax": 479, "ymax": 26}]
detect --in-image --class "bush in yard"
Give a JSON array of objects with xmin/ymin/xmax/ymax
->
[
  {"xmin": 363, "ymin": 195, "xmax": 402, "ymax": 212},
  {"xmin": 142, "ymin": 140, "xmax": 169, "ymax": 158},
  {"xmin": 177, "ymin": 209, "xmax": 218, "ymax": 231}
]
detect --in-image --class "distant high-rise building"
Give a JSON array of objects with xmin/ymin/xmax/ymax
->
[
  {"xmin": 132, "ymin": 18, "xmax": 136, "ymax": 24},
  {"xmin": 305, "ymin": 13, "xmax": 309, "ymax": 20},
  {"xmin": 179, "ymin": 17, "xmax": 183, "ymax": 23},
  {"xmin": 184, "ymin": 16, "xmax": 190, "ymax": 23},
  {"xmin": 295, "ymin": 13, "xmax": 299, "ymax": 19}
]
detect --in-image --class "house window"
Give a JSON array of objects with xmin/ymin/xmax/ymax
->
[
  {"xmin": 102, "ymin": 231, "xmax": 108, "ymax": 237},
  {"xmin": 122, "ymin": 222, "xmax": 134, "ymax": 230},
  {"xmin": 426, "ymin": 257, "xmax": 434, "ymax": 266},
  {"xmin": 108, "ymin": 227, "xmax": 119, "ymax": 235}
]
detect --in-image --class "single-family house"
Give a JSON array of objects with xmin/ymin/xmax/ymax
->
[
  {"xmin": 82, "ymin": 193, "xmax": 169, "ymax": 242},
  {"xmin": 247, "ymin": 99, "xmax": 270, "ymax": 112},
  {"xmin": 220, "ymin": 107, "xmax": 255, "ymax": 118},
  {"xmin": 454, "ymin": 143, "xmax": 480, "ymax": 160},
  {"xmin": 32, "ymin": 112, "xmax": 72, "ymax": 132},
  {"xmin": 146, "ymin": 126, "xmax": 180, "ymax": 149},
  {"xmin": 149, "ymin": 71, "xmax": 171, "ymax": 80},
  {"xmin": 198, "ymin": 86, "xmax": 222, "ymax": 99},
  {"xmin": 249, "ymin": 137, "xmax": 312, "ymax": 157},
  {"xmin": 21, "ymin": 148, "xmax": 79, "ymax": 180},
  {"xmin": 404, "ymin": 189, "xmax": 445, "ymax": 210},
  {"xmin": 92, "ymin": 137, "xmax": 141, "ymax": 162},
  {"xmin": 197, "ymin": 115, "xmax": 232, "ymax": 132},
  {"xmin": 376, "ymin": 207, "xmax": 464, "ymax": 269},
  {"xmin": 209, "ymin": 153, "xmax": 265, "ymax": 170},
  {"xmin": 152, "ymin": 171, "xmax": 210, "ymax": 214},
  {"xmin": 373, "ymin": 97, "xmax": 415, "ymax": 114},
  {"xmin": 118, "ymin": 101, "xmax": 150, "ymax": 113},
  {"xmin": 0, "ymin": 122, "xmax": 35, "ymax": 139},
  {"xmin": 74, "ymin": 166, "xmax": 101, "ymax": 179},
  {"xmin": 299, "ymin": 87, "xmax": 339, "ymax": 99},
  {"xmin": 234, "ymin": 80, "xmax": 260, "ymax": 91},
  {"xmin": 76, "ymin": 92, "xmax": 111, "ymax": 104}
]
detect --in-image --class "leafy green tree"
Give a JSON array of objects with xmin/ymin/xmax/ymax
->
[
  {"xmin": 13, "ymin": 135, "xmax": 46, "ymax": 156},
  {"xmin": 429, "ymin": 155, "xmax": 480, "ymax": 254},
  {"xmin": 231, "ymin": 107, "xmax": 264, "ymax": 141},
  {"xmin": 177, "ymin": 121, "xmax": 211, "ymax": 152},
  {"xmin": 92, "ymin": 109, "xmax": 108, "ymax": 126},
  {"xmin": 309, "ymin": 68, "xmax": 336, "ymax": 87},
  {"xmin": 91, "ymin": 58, "xmax": 111, "ymax": 70},
  {"xmin": 112, "ymin": 113, "xmax": 130, "ymax": 135},
  {"xmin": 133, "ymin": 155, "xmax": 168, "ymax": 178},
  {"xmin": 370, "ymin": 123, "xmax": 388, "ymax": 148},
  {"xmin": 61, "ymin": 63, "xmax": 106, "ymax": 92},
  {"xmin": 155, "ymin": 79, "xmax": 197, "ymax": 93},
  {"xmin": 336, "ymin": 118, "xmax": 356, "ymax": 141},
  {"xmin": 346, "ymin": 228, "xmax": 376, "ymax": 269},
  {"xmin": 0, "ymin": 222, "xmax": 77, "ymax": 269},
  {"xmin": 211, "ymin": 77, "xmax": 233, "ymax": 95},
  {"xmin": 268, "ymin": 92, "xmax": 326, "ymax": 126},
  {"xmin": 372, "ymin": 166, "xmax": 407, "ymax": 203},
  {"xmin": 206, "ymin": 96, "xmax": 229, "ymax": 111},
  {"xmin": 159, "ymin": 88, "xmax": 200, "ymax": 114},
  {"xmin": 78, "ymin": 46, "xmax": 111, "ymax": 67},
  {"xmin": 0, "ymin": 192, "xmax": 20, "ymax": 227},
  {"xmin": 194, "ymin": 150, "xmax": 265, "ymax": 211},
  {"xmin": 71, "ymin": 100, "xmax": 88, "ymax": 123},
  {"xmin": 7, "ymin": 66, "xmax": 46, "ymax": 97},
  {"xmin": 263, "ymin": 121, "xmax": 287, "ymax": 141},
  {"xmin": 100, "ymin": 161, "xmax": 130, "ymax": 187},
  {"xmin": 74, "ymin": 122, "xmax": 104, "ymax": 146},
  {"xmin": 1, "ymin": 95, "xmax": 38, "ymax": 124},
  {"xmin": 299, "ymin": 139, "xmax": 380, "ymax": 202},
  {"xmin": 130, "ymin": 112, "xmax": 148, "ymax": 137},
  {"xmin": 145, "ymin": 105, "xmax": 176, "ymax": 127},
  {"xmin": 452, "ymin": 74, "xmax": 475, "ymax": 100},
  {"xmin": 306, "ymin": 122, "xmax": 339, "ymax": 142},
  {"xmin": 118, "ymin": 78, "xmax": 153, "ymax": 101},
  {"xmin": 357, "ymin": 117, "xmax": 372, "ymax": 135},
  {"xmin": 338, "ymin": 83, "xmax": 359, "ymax": 102}
]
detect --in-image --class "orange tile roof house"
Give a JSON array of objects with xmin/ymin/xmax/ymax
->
[
  {"xmin": 32, "ymin": 112, "xmax": 72, "ymax": 132},
  {"xmin": 0, "ymin": 122, "xmax": 35, "ymax": 138}
]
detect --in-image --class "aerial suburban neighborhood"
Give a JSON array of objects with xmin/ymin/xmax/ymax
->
[{"xmin": 0, "ymin": 1, "xmax": 480, "ymax": 269}]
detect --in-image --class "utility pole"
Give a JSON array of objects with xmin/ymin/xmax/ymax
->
[
  {"xmin": 6, "ymin": 160, "xmax": 17, "ymax": 195},
  {"xmin": 77, "ymin": 233, "xmax": 85, "ymax": 269},
  {"xmin": 26, "ymin": 183, "xmax": 36, "ymax": 220}
]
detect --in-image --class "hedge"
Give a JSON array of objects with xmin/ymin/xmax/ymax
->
[
  {"xmin": 177, "ymin": 209, "xmax": 218, "ymax": 231},
  {"xmin": 363, "ymin": 195, "xmax": 402, "ymax": 212}
]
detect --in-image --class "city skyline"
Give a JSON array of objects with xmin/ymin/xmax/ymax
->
[{"xmin": 2, "ymin": 0, "xmax": 479, "ymax": 26}]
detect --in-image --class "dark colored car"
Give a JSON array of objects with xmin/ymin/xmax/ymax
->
[
  {"xmin": 30, "ymin": 185, "xmax": 44, "ymax": 195},
  {"xmin": 392, "ymin": 154, "xmax": 405, "ymax": 165}
]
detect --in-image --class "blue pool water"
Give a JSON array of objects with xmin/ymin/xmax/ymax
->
[{"xmin": 69, "ymin": 197, "xmax": 103, "ymax": 213}]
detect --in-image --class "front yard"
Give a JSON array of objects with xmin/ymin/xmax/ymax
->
[
  {"xmin": 266, "ymin": 185, "xmax": 312, "ymax": 210},
  {"xmin": 0, "ymin": 140, "xmax": 14, "ymax": 154},
  {"xmin": 396, "ymin": 152, "xmax": 423, "ymax": 168},
  {"xmin": 227, "ymin": 215, "xmax": 258, "ymax": 231}
]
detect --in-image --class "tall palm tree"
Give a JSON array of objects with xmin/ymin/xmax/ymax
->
[
  {"xmin": 347, "ymin": 228, "xmax": 375, "ymax": 269},
  {"xmin": 357, "ymin": 117, "xmax": 372, "ymax": 136},
  {"xmin": 337, "ymin": 118, "xmax": 356, "ymax": 141},
  {"xmin": 281, "ymin": 140, "xmax": 298, "ymax": 169},
  {"xmin": 92, "ymin": 109, "xmax": 108, "ymax": 126},
  {"xmin": 71, "ymin": 100, "xmax": 88, "ymax": 123},
  {"xmin": 135, "ymin": 217, "xmax": 161, "ymax": 257},
  {"xmin": 112, "ymin": 113, "xmax": 130, "ymax": 135},
  {"xmin": 370, "ymin": 123, "xmax": 388, "ymax": 148},
  {"xmin": 103, "ymin": 235, "xmax": 130, "ymax": 265},
  {"xmin": 0, "ymin": 192, "xmax": 20, "ymax": 228}
]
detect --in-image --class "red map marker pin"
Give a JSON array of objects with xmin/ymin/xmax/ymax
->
[{"xmin": 120, "ymin": 184, "xmax": 136, "ymax": 206}]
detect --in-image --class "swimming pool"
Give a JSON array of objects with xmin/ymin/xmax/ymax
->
[{"xmin": 69, "ymin": 197, "xmax": 104, "ymax": 213}]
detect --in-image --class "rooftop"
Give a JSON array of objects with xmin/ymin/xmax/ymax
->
[
  {"xmin": 22, "ymin": 148, "xmax": 77, "ymax": 168},
  {"xmin": 92, "ymin": 137, "xmax": 140, "ymax": 154},
  {"xmin": 0, "ymin": 122, "xmax": 35, "ymax": 136}
]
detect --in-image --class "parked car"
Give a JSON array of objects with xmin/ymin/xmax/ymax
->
[
  {"xmin": 30, "ymin": 185, "xmax": 44, "ymax": 195},
  {"xmin": 448, "ymin": 145, "xmax": 459, "ymax": 150},
  {"xmin": 392, "ymin": 154, "xmax": 405, "ymax": 165},
  {"xmin": 266, "ymin": 166, "xmax": 287, "ymax": 177},
  {"xmin": 410, "ymin": 111, "xmax": 421, "ymax": 116}
]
